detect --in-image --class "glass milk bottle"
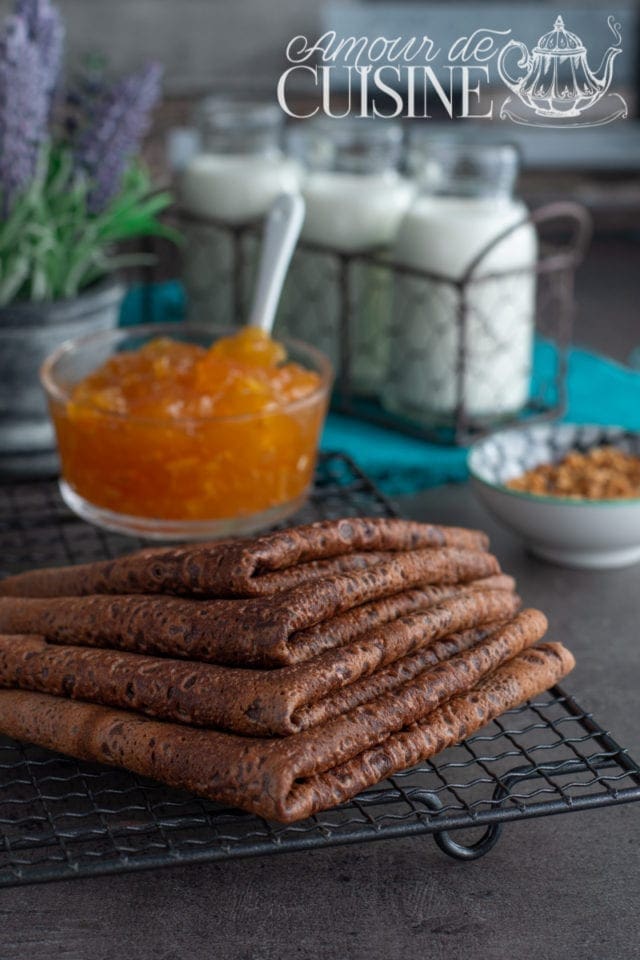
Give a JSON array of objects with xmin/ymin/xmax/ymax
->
[
  {"xmin": 279, "ymin": 119, "xmax": 413, "ymax": 393},
  {"xmin": 384, "ymin": 142, "xmax": 537, "ymax": 425},
  {"xmin": 179, "ymin": 98, "xmax": 301, "ymax": 326}
]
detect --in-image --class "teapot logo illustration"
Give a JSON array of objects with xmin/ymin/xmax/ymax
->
[{"xmin": 498, "ymin": 14, "xmax": 628, "ymax": 127}]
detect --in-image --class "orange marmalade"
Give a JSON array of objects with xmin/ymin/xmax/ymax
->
[{"xmin": 50, "ymin": 328, "xmax": 328, "ymax": 521}]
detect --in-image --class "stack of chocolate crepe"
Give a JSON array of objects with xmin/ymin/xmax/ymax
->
[{"xmin": 0, "ymin": 518, "xmax": 574, "ymax": 823}]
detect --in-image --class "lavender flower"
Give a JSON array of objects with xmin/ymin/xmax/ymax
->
[
  {"xmin": 0, "ymin": 0, "xmax": 172, "ymax": 304},
  {"xmin": 72, "ymin": 62, "xmax": 163, "ymax": 213},
  {"xmin": 14, "ymin": 0, "xmax": 64, "ymax": 105},
  {"xmin": 0, "ymin": 15, "xmax": 48, "ymax": 214}
]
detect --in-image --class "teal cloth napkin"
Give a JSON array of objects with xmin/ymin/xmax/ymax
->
[
  {"xmin": 324, "ymin": 341, "xmax": 640, "ymax": 493},
  {"xmin": 121, "ymin": 282, "xmax": 640, "ymax": 495}
]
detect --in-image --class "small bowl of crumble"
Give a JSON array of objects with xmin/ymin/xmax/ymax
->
[{"xmin": 468, "ymin": 423, "xmax": 640, "ymax": 569}]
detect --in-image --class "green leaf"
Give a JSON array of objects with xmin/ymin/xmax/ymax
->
[
  {"xmin": 0, "ymin": 256, "xmax": 31, "ymax": 306},
  {"xmin": 0, "ymin": 148, "xmax": 180, "ymax": 302}
]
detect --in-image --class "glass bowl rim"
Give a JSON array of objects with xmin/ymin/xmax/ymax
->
[{"xmin": 40, "ymin": 322, "xmax": 333, "ymax": 427}]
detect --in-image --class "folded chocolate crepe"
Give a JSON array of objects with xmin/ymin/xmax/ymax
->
[
  {"xmin": 0, "ymin": 553, "xmax": 505, "ymax": 667},
  {"xmin": 0, "ymin": 517, "xmax": 489, "ymax": 600},
  {"xmin": 0, "ymin": 635, "xmax": 574, "ymax": 822},
  {"xmin": 0, "ymin": 588, "xmax": 522, "ymax": 735}
]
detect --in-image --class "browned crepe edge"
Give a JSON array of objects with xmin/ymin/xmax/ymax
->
[
  {"xmin": 0, "ymin": 549, "xmax": 503, "ymax": 667},
  {"xmin": 0, "ymin": 617, "xmax": 569, "ymax": 823},
  {"xmin": 279, "ymin": 643, "xmax": 574, "ymax": 821},
  {"xmin": 290, "ymin": 574, "xmax": 515, "ymax": 661},
  {"xmin": 291, "ymin": 622, "xmax": 508, "ymax": 732},
  {"xmin": 0, "ymin": 589, "xmax": 521, "ymax": 735},
  {"xmin": 0, "ymin": 518, "xmax": 489, "ymax": 599}
]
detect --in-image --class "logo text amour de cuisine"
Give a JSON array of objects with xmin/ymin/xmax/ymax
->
[{"xmin": 277, "ymin": 15, "xmax": 627, "ymax": 127}]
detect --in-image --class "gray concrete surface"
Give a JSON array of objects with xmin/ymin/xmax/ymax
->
[{"xmin": 0, "ymin": 484, "xmax": 638, "ymax": 960}]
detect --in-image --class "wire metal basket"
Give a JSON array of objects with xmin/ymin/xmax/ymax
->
[
  {"xmin": 173, "ymin": 202, "xmax": 592, "ymax": 445},
  {"xmin": 0, "ymin": 452, "xmax": 638, "ymax": 887}
]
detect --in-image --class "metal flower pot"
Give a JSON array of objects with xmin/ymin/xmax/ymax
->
[{"xmin": 0, "ymin": 279, "xmax": 126, "ymax": 476}]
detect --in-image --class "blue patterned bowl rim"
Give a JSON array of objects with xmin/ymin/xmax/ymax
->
[{"xmin": 467, "ymin": 423, "xmax": 640, "ymax": 507}]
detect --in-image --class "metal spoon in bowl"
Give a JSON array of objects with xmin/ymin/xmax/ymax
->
[{"xmin": 246, "ymin": 192, "xmax": 306, "ymax": 336}]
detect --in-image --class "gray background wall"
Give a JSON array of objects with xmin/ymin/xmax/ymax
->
[
  {"xmin": 0, "ymin": 0, "xmax": 636, "ymax": 96},
  {"xmin": 0, "ymin": 0, "xmax": 321, "ymax": 93}
]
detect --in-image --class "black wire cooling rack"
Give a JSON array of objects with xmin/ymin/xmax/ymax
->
[{"xmin": 0, "ymin": 451, "xmax": 639, "ymax": 888}]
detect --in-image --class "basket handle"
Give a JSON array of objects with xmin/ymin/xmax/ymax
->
[{"xmin": 461, "ymin": 200, "xmax": 593, "ymax": 285}]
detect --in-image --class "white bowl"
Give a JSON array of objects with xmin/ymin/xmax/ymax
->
[{"xmin": 468, "ymin": 423, "xmax": 640, "ymax": 570}]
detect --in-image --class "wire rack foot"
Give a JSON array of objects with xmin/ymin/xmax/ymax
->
[{"xmin": 413, "ymin": 791, "xmax": 503, "ymax": 861}]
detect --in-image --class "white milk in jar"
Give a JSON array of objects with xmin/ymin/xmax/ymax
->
[
  {"xmin": 278, "ymin": 119, "xmax": 413, "ymax": 392},
  {"xmin": 180, "ymin": 99, "xmax": 300, "ymax": 326},
  {"xmin": 384, "ymin": 142, "xmax": 537, "ymax": 423}
]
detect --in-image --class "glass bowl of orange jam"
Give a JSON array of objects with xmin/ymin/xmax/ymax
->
[{"xmin": 41, "ymin": 323, "xmax": 332, "ymax": 539}]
